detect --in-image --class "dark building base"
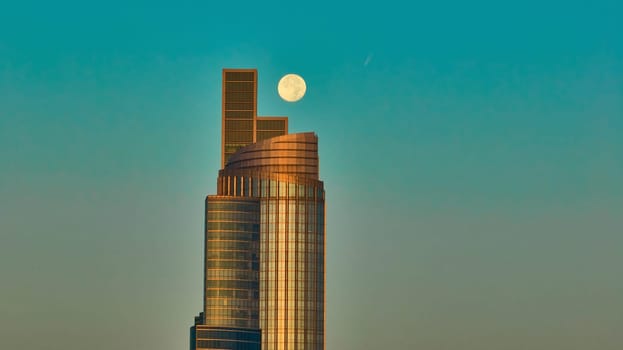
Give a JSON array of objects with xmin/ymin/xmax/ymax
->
[{"xmin": 190, "ymin": 325, "xmax": 261, "ymax": 350}]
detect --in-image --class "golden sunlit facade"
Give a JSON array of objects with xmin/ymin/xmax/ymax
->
[
  {"xmin": 222, "ymin": 69, "xmax": 256, "ymax": 168},
  {"xmin": 219, "ymin": 133, "xmax": 325, "ymax": 350},
  {"xmin": 191, "ymin": 196, "xmax": 261, "ymax": 350},
  {"xmin": 192, "ymin": 69, "xmax": 325, "ymax": 350},
  {"xmin": 256, "ymin": 117, "xmax": 288, "ymax": 142},
  {"xmin": 221, "ymin": 69, "xmax": 288, "ymax": 167}
]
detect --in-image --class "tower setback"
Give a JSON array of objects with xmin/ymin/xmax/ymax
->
[{"xmin": 191, "ymin": 69, "xmax": 325, "ymax": 350}]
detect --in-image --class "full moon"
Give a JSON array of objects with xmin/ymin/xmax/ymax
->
[{"xmin": 278, "ymin": 74, "xmax": 306, "ymax": 102}]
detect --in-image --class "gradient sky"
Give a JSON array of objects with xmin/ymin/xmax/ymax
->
[{"xmin": 1, "ymin": 1, "xmax": 622, "ymax": 349}]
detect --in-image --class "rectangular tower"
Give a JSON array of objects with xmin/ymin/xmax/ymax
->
[
  {"xmin": 256, "ymin": 117, "xmax": 288, "ymax": 142},
  {"xmin": 222, "ymin": 69, "xmax": 257, "ymax": 167},
  {"xmin": 221, "ymin": 69, "xmax": 289, "ymax": 167}
]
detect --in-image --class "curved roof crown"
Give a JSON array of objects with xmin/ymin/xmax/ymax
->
[{"xmin": 223, "ymin": 132, "xmax": 319, "ymax": 180}]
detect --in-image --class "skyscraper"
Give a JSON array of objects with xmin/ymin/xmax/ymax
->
[
  {"xmin": 221, "ymin": 69, "xmax": 288, "ymax": 167},
  {"xmin": 191, "ymin": 69, "xmax": 325, "ymax": 350}
]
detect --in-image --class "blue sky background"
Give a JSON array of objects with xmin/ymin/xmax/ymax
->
[{"xmin": 1, "ymin": 1, "xmax": 622, "ymax": 349}]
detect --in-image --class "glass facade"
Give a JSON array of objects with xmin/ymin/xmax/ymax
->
[
  {"xmin": 221, "ymin": 69, "xmax": 290, "ymax": 168},
  {"xmin": 256, "ymin": 117, "xmax": 288, "ymax": 142},
  {"xmin": 222, "ymin": 69, "xmax": 257, "ymax": 167},
  {"xmin": 212, "ymin": 177, "xmax": 324, "ymax": 349},
  {"xmin": 191, "ymin": 197, "xmax": 261, "ymax": 350},
  {"xmin": 204, "ymin": 197, "xmax": 260, "ymax": 330},
  {"xmin": 191, "ymin": 325, "xmax": 261, "ymax": 350},
  {"xmin": 192, "ymin": 326, "xmax": 261, "ymax": 350},
  {"xmin": 192, "ymin": 69, "xmax": 324, "ymax": 350},
  {"xmin": 258, "ymin": 182, "xmax": 324, "ymax": 350},
  {"xmin": 218, "ymin": 133, "xmax": 326, "ymax": 350}
]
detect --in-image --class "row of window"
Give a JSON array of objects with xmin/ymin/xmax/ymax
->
[
  {"xmin": 261, "ymin": 338, "xmax": 323, "ymax": 347},
  {"xmin": 225, "ymin": 110, "xmax": 254, "ymax": 119},
  {"xmin": 196, "ymin": 339, "xmax": 259, "ymax": 350},
  {"xmin": 263, "ymin": 307, "xmax": 323, "ymax": 315},
  {"xmin": 206, "ymin": 270, "xmax": 259, "ymax": 281},
  {"xmin": 259, "ymin": 261, "xmax": 324, "ymax": 268},
  {"xmin": 264, "ymin": 208, "xmax": 315, "ymax": 217},
  {"xmin": 260, "ymin": 287, "xmax": 325, "ymax": 295},
  {"xmin": 259, "ymin": 293, "xmax": 324, "ymax": 302},
  {"xmin": 204, "ymin": 298, "xmax": 259, "ymax": 308},
  {"xmin": 207, "ymin": 232, "xmax": 259, "ymax": 242},
  {"xmin": 225, "ymin": 131, "xmax": 254, "ymax": 143},
  {"xmin": 264, "ymin": 238, "xmax": 322, "ymax": 246},
  {"xmin": 224, "ymin": 71, "xmax": 255, "ymax": 81},
  {"xmin": 202, "ymin": 318, "xmax": 259, "ymax": 331},
  {"xmin": 205, "ymin": 289, "xmax": 258, "ymax": 299},
  {"xmin": 206, "ymin": 251, "xmax": 257, "ymax": 261},
  {"xmin": 260, "ymin": 304, "xmax": 323, "ymax": 312},
  {"xmin": 225, "ymin": 121, "xmax": 254, "ymax": 133},
  {"xmin": 262, "ymin": 224, "xmax": 321, "ymax": 235},
  {"xmin": 206, "ymin": 241, "xmax": 258, "ymax": 251},
  {"xmin": 260, "ymin": 342, "xmax": 323, "ymax": 349},
  {"xmin": 206, "ymin": 260, "xmax": 258, "ymax": 269},
  {"xmin": 260, "ymin": 268, "xmax": 323, "ymax": 274},
  {"xmin": 259, "ymin": 281, "xmax": 323, "ymax": 289},
  {"xmin": 224, "ymin": 91, "xmax": 255, "ymax": 102},
  {"xmin": 219, "ymin": 176, "xmax": 324, "ymax": 200},
  {"xmin": 260, "ymin": 323, "xmax": 324, "ymax": 331},
  {"xmin": 260, "ymin": 271, "xmax": 323, "ymax": 278},
  {"xmin": 273, "ymin": 290, "xmax": 323, "ymax": 300},
  {"xmin": 206, "ymin": 289, "xmax": 324, "ymax": 304},
  {"xmin": 260, "ymin": 279, "xmax": 323, "ymax": 285},
  {"xmin": 256, "ymin": 131, "xmax": 285, "ymax": 141},
  {"xmin": 260, "ymin": 331, "xmax": 324, "ymax": 336},
  {"xmin": 260, "ymin": 254, "xmax": 324, "ymax": 260},
  {"xmin": 207, "ymin": 211, "xmax": 258, "ymax": 221},
  {"xmin": 256, "ymin": 119, "xmax": 286, "ymax": 130},
  {"xmin": 260, "ymin": 287, "xmax": 324, "ymax": 295},
  {"xmin": 260, "ymin": 225, "xmax": 323, "ymax": 234},
  {"xmin": 263, "ymin": 216, "xmax": 324, "ymax": 228},
  {"xmin": 260, "ymin": 260, "xmax": 324, "ymax": 267},
  {"xmin": 208, "ymin": 200, "xmax": 259, "ymax": 213},
  {"xmin": 224, "ymin": 102, "xmax": 254, "ymax": 111},
  {"xmin": 205, "ymin": 308, "xmax": 258, "ymax": 318},
  {"xmin": 196, "ymin": 329, "xmax": 261, "ymax": 342},
  {"xmin": 259, "ymin": 264, "xmax": 324, "ymax": 272},
  {"xmin": 206, "ymin": 280, "xmax": 259, "ymax": 289},
  {"xmin": 260, "ymin": 248, "xmax": 323, "ymax": 257},
  {"xmin": 261, "ymin": 330, "xmax": 324, "ymax": 334},
  {"xmin": 224, "ymin": 81, "xmax": 254, "ymax": 91},
  {"xmin": 259, "ymin": 257, "xmax": 324, "ymax": 265},
  {"xmin": 260, "ymin": 241, "xmax": 324, "ymax": 250},
  {"xmin": 263, "ymin": 200, "xmax": 321, "ymax": 212},
  {"xmin": 261, "ymin": 291, "xmax": 319, "ymax": 299},
  {"xmin": 259, "ymin": 297, "xmax": 325, "ymax": 304},
  {"xmin": 261, "ymin": 214, "xmax": 310, "ymax": 224}
]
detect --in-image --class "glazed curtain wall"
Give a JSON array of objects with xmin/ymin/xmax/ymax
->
[
  {"xmin": 217, "ymin": 175, "xmax": 325, "ymax": 350},
  {"xmin": 193, "ymin": 326, "xmax": 261, "ymax": 350},
  {"xmin": 204, "ymin": 197, "xmax": 260, "ymax": 330}
]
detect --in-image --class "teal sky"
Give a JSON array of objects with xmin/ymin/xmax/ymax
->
[{"xmin": 1, "ymin": 1, "xmax": 622, "ymax": 349}]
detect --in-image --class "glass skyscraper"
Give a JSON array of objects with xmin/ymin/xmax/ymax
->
[{"xmin": 191, "ymin": 69, "xmax": 325, "ymax": 350}]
